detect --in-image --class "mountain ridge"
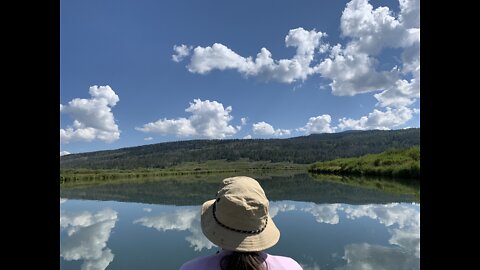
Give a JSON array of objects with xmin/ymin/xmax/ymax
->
[{"xmin": 61, "ymin": 128, "xmax": 420, "ymax": 169}]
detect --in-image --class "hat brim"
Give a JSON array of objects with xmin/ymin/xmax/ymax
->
[{"xmin": 201, "ymin": 199, "xmax": 280, "ymax": 252}]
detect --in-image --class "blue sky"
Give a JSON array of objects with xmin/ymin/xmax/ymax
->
[{"xmin": 60, "ymin": 0, "xmax": 420, "ymax": 155}]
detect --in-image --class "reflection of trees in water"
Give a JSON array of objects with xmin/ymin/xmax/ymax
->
[
  {"xmin": 60, "ymin": 208, "xmax": 118, "ymax": 270},
  {"xmin": 260, "ymin": 174, "xmax": 416, "ymax": 204},
  {"xmin": 60, "ymin": 174, "xmax": 417, "ymax": 205}
]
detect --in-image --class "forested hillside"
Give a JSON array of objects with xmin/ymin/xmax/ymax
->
[{"xmin": 60, "ymin": 128, "xmax": 419, "ymax": 169}]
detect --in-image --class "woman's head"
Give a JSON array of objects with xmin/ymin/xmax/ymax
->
[{"xmin": 201, "ymin": 176, "xmax": 280, "ymax": 252}]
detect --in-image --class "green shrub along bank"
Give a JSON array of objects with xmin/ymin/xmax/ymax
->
[{"xmin": 309, "ymin": 146, "xmax": 420, "ymax": 179}]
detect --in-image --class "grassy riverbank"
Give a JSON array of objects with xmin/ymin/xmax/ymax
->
[
  {"xmin": 309, "ymin": 146, "xmax": 420, "ymax": 179},
  {"xmin": 60, "ymin": 159, "xmax": 308, "ymax": 186}
]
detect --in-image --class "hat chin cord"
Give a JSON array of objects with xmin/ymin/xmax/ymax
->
[{"xmin": 212, "ymin": 201, "xmax": 268, "ymax": 235}]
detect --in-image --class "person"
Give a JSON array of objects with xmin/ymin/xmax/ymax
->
[{"xmin": 180, "ymin": 176, "xmax": 303, "ymax": 270}]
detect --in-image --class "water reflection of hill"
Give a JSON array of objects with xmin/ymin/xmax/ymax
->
[{"xmin": 60, "ymin": 174, "xmax": 418, "ymax": 205}]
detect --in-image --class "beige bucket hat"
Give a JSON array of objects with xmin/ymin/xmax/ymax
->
[{"xmin": 201, "ymin": 176, "xmax": 280, "ymax": 252}]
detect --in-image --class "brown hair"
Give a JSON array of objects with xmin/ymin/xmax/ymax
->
[{"xmin": 220, "ymin": 251, "xmax": 268, "ymax": 270}]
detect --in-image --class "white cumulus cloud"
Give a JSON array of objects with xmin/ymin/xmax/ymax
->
[
  {"xmin": 399, "ymin": 0, "xmax": 420, "ymax": 28},
  {"xmin": 60, "ymin": 151, "xmax": 71, "ymax": 156},
  {"xmin": 187, "ymin": 43, "xmax": 252, "ymax": 74},
  {"xmin": 172, "ymin": 44, "xmax": 192, "ymax": 62},
  {"xmin": 60, "ymin": 85, "xmax": 120, "ymax": 144},
  {"xmin": 172, "ymin": 0, "xmax": 420, "ymax": 130},
  {"xmin": 182, "ymin": 27, "xmax": 327, "ymax": 83},
  {"xmin": 376, "ymin": 60, "xmax": 419, "ymax": 110},
  {"xmin": 174, "ymin": 0, "xmax": 420, "ymax": 110},
  {"xmin": 136, "ymin": 99, "xmax": 238, "ymax": 139},
  {"xmin": 236, "ymin": 117, "xmax": 248, "ymax": 131},
  {"xmin": 338, "ymin": 107, "xmax": 414, "ymax": 130},
  {"xmin": 252, "ymin": 121, "xmax": 291, "ymax": 136},
  {"xmin": 243, "ymin": 135, "xmax": 252, "ymax": 139},
  {"xmin": 340, "ymin": 0, "xmax": 418, "ymax": 55},
  {"xmin": 144, "ymin": 137, "xmax": 153, "ymax": 141},
  {"xmin": 241, "ymin": 117, "xmax": 247, "ymax": 126},
  {"xmin": 317, "ymin": 0, "xmax": 420, "ymax": 103},
  {"xmin": 316, "ymin": 44, "xmax": 399, "ymax": 96},
  {"xmin": 298, "ymin": 115, "xmax": 336, "ymax": 134}
]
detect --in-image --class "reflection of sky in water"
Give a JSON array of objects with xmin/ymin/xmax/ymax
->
[
  {"xmin": 134, "ymin": 207, "xmax": 214, "ymax": 251},
  {"xmin": 269, "ymin": 201, "xmax": 419, "ymax": 270},
  {"xmin": 60, "ymin": 208, "xmax": 118, "ymax": 270},
  {"xmin": 301, "ymin": 203, "xmax": 342, "ymax": 224},
  {"xmin": 60, "ymin": 199, "xmax": 419, "ymax": 270},
  {"xmin": 343, "ymin": 203, "xmax": 420, "ymax": 258},
  {"xmin": 336, "ymin": 243, "xmax": 419, "ymax": 270}
]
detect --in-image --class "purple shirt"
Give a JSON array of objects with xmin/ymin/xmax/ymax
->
[{"xmin": 180, "ymin": 250, "xmax": 303, "ymax": 270}]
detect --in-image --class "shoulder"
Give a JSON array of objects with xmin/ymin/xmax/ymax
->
[
  {"xmin": 179, "ymin": 253, "xmax": 222, "ymax": 270},
  {"xmin": 265, "ymin": 254, "xmax": 303, "ymax": 270}
]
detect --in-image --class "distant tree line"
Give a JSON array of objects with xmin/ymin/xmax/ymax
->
[{"xmin": 60, "ymin": 128, "xmax": 420, "ymax": 170}]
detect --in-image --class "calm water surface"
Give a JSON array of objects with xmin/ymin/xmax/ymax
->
[{"xmin": 60, "ymin": 174, "xmax": 419, "ymax": 270}]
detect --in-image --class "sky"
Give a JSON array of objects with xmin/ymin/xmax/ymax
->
[{"xmin": 60, "ymin": 0, "xmax": 420, "ymax": 155}]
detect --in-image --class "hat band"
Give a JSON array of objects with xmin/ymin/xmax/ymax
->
[{"xmin": 212, "ymin": 201, "xmax": 268, "ymax": 234}]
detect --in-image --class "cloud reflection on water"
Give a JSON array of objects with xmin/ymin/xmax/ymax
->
[
  {"xmin": 301, "ymin": 203, "xmax": 342, "ymax": 224},
  {"xmin": 335, "ymin": 243, "xmax": 419, "ymax": 270},
  {"xmin": 269, "ymin": 202, "xmax": 297, "ymax": 218},
  {"xmin": 60, "ymin": 208, "xmax": 118, "ymax": 270},
  {"xmin": 130, "ymin": 200, "xmax": 419, "ymax": 270},
  {"xmin": 133, "ymin": 207, "xmax": 215, "ymax": 251},
  {"xmin": 343, "ymin": 203, "xmax": 420, "ymax": 257},
  {"xmin": 269, "ymin": 201, "xmax": 419, "ymax": 269}
]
